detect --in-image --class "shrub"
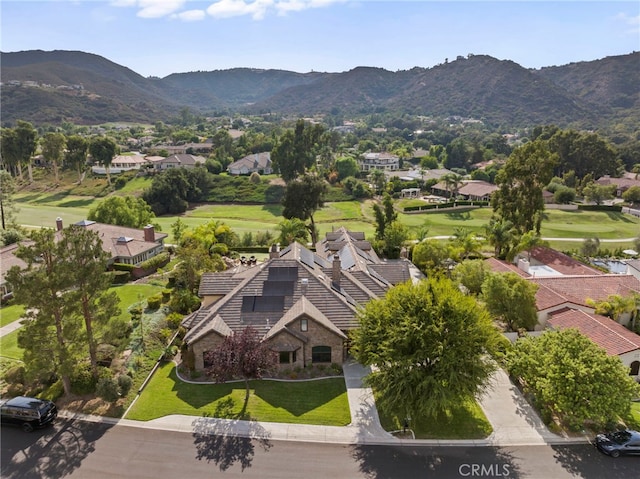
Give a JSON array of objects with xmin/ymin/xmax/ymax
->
[
  {"xmin": 71, "ymin": 364, "xmax": 96, "ymax": 395},
  {"xmin": 162, "ymin": 289, "xmax": 172, "ymax": 303},
  {"xmin": 111, "ymin": 270, "xmax": 131, "ymax": 284},
  {"xmin": 40, "ymin": 380, "xmax": 64, "ymax": 402},
  {"xmin": 6, "ymin": 383, "xmax": 26, "ymax": 397},
  {"xmin": 117, "ymin": 374, "xmax": 133, "ymax": 397},
  {"xmin": 96, "ymin": 376, "xmax": 120, "ymax": 402},
  {"xmin": 249, "ymin": 172, "xmax": 261, "ymax": 184},
  {"xmin": 5, "ymin": 365, "xmax": 25, "ymax": 384},
  {"xmin": 139, "ymin": 252, "xmax": 170, "ymax": 271},
  {"xmin": 112, "ymin": 263, "xmax": 136, "ymax": 272},
  {"xmin": 165, "ymin": 312, "xmax": 183, "ymax": 330},
  {"xmin": 147, "ymin": 293, "xmax": 163, "ymax": 311}
]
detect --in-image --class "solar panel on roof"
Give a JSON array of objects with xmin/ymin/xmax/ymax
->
[
  {"xmin": 268, "ymin": 266, "xmax": 298, "ymax": 280},
  {"xmin": 254, "ymin": 296, "xmax": 284, "ymax": 311},
  {"xmin": 241, "ymin": 296, "xmax": 256, "ymax": 312},
  {"xmin": 299, "ymin": 248, "xmax": 316, "ymax": 269},
  {"xmin": 263, "ymin": 281, "xmax": 294, "ymax": 296},
  {"xmin": 339, "ymin": 248, "xmax": 356, "ymax": 270}
]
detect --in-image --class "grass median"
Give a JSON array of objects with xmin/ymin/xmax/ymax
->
[{"xmin": 125, "ymin": 362, "xmax": 351, "ymax": 426}]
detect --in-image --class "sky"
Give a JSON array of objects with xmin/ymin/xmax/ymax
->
[{"xmin": 1, "ymin": 1, "xmax": 639, "ymax": 78}]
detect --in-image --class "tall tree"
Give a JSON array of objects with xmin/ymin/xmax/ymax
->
[
  {"xmin": 277, "ymin": 218, "xmax": 309, "ymax": 246},
  {"xmin": 506, "ymin": 329, "xmax": 640, "ymax": 430},
  {"xmin": 64, "ymin": 135, "xmax": 89, "ymax": 183},
  {"xmin": 205, "ymin": 327, "xmax": 277, "ymax": 410},
  {"xmin": 6, "ymin": 229, "xmax": 79, "ymax": 394},
  {"xmin": 0, "ymin": 128, "xmax": 22, "ymax": 178},
  {"xmin": 41, "ymin": 132, "xmax": 66, "ymax": 183},
  {"xmin": 481, "ymin": 272, "xmax": 539, "ymax": 332},
  {"xmin": 582, "ymin": 182, "xmax": 616, "ymax": 205},
  {"xmin": 62, "ymin": 225, "xmax": 121, "ymax": 379},
  {"xmin": 492, "ymin": 141, "xmax": 558, "ymax": 234},
  {"xmin": 15, "ymin": 121, "xmax": 38, "ymax": 183},
  {"xmin": 484, "ymin": 218, "xmax": 516, "ymax": 259},
  {"xmin": 352, "ymin": 278, "xmax": 501, "ymax": 420},
  {"xmin": 88, "ymin": 196, "xmax": 157, "ymax": 229},
  {"xmin": 271, "ymin": 119, "xmax": 324, "ymax": 183},
  {"xmin": 0, "ymin": 170, "xmax": 18, "ymax": 230},
  {"xmin": 281, "ymin": 174, "xmax": 327, "ymax": 245},
  {"xmin": 369, "ymin": 168, "xmax": 386, "ymax": 195},
  {"xmin": 89, "ymin": 136, "xmax": 118, "ymax": 185}
]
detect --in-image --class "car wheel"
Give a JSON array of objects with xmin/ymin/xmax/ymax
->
[
  {"xmin": 610, "ymin": 450, "xmax": 620, "ymax": 458},
  {"xmin": 21, "ymin": 422, "xmax": 34, "ymax": 433}
]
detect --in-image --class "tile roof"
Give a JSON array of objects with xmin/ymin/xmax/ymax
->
[
  {"xmin": 527, "ymin": 247, "xmax": 603, "ymax": 276},
  {"xmin": 73, "ymin": 221, "xmax": 167, "ymax": 260},
  {"xmin": 548, "ymin": 309, "xmax": 640, "ymax": 356},
  {"xmin": 531, "ymin": 274, "xmax": 640, "ymax": 308},
  {"xmin": 457, "ymin": 180, "xmax": 498, "ymax": 198},
  {"xmin": 0, "ymin": 242, "xmax": 29, "ymax": 286},
  {"xmin": 484, "ymin": 257, "xmax": 528, "ymax": 276},
  {"xmin": 227, "ymin": 152, "xmax": 271, "ymax": 172}
]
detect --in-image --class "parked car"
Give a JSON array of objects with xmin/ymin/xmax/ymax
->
[
  {"xmin": 595, "ymin": 429, "xmax": 640, "ymax": 457},
  {"xmin": 0, "ymin": 396, "xmax": 58, "ymax": 432}
]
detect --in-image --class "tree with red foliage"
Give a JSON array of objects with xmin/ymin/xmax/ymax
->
[{"xmin": 204, "ymin": 327, "xmax": 277, "ymax": 408}]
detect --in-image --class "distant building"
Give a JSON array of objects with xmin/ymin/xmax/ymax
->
[
  {"xmin": 359, "ymin": 152, "xmax": 400, "ymax": 172},
  {"xmin": 147, "ymin": 154, "xmax": 206, "ymax": 171},
  {"xmin": 227, "ymin": 152, "xmax": 272, "ymax": 175}
]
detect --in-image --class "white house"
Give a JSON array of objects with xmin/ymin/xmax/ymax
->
[{"xmin": 227, "ymin": 152, "xmax": 272, "ymax": 175}]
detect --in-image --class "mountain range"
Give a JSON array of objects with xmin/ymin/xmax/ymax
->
[{"xmin": 1, "ymin": 49, "xmax": 638, "ymax": 129}]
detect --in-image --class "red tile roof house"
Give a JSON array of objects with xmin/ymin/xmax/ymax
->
[
  {"xmin": 486, "ymin": 246, "xmax": 640, "ymax": 380},
  {"xmin": 182, "ymin": 230, "xmax": 420, "ymax": 373}
]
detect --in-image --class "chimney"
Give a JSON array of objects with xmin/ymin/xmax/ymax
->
[
  {"xmin": 56, "ymin": 217, "xmax": 63, "ymax": 231},
  {"xmin": 332, "ymin": 253, "xmax": 341, "ymax": 287},
  {"xmin": 269, "ymin": 243, "xmax": 280, "ymax": 259},
  {"xmin": 517, "ymin": 258, "xmax": 530, "ymax": 274},
  {"xmin": 143, "ymin": 224, "xmax": 155, "ymax": 242}
]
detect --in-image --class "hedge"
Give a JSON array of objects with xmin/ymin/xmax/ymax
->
[
  {"xmin": 112, "ymin": 263, "xmax": 136, "ymax": 272},
  {"xmin": 577, "ymin": 204, "xmax": 623, "ymax": 212},
  {"xmin": 403, "ymin": 201, "xmax": 489, "ymax": 212},
  {"xmin": 139, "ymin": 252, "xmax": 170, "ymax": 271}
]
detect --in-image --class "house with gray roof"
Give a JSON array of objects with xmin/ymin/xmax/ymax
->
[
  {"xmin": 183, "ymin": 230, "xmax": 420, "ymax": 372},
  {"xmin": 227, "ymin": 152, "xmax": 272, "ymax": 175}
]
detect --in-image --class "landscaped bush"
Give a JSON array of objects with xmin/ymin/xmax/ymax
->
[
  {"xmin": 4, "ymin": 364, "xmax": 25, "ymax": 384},
  {"xmin": 96, "ymin": 376, "xmax": 120, "ymax": 402},
  {"xmin": 71, "ymin": 364, "xmax": 97, "ymax": 395},
  {"xmin": 112, "ymin": 263, "xmax": 136, "ymax": 272},
  {"xmin": 146, "ymin": 293, "xmax": 163, "ymax": 311},
  {"xmin": 139, "ymin": 252, "xmax": 170, "ymax": 272},
  {"xmin": 110, "ymin": 270, "xmax": 131, "ymax": 284},
  {"xmin": 165, "ymin": 312, "xmax": 183, "ymax": 330},
  {"xmin": 39, "ymin": 379, "xmax": 64, "ymax": 402},
  {"xmin": 117, "ymin": 374, "xmax": 133, "ymax": 397},
  {"xmin": 578, "ymin": 204, "xmax": 623, "ymax": 212}
]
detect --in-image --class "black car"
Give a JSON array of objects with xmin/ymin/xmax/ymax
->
[
  {"xmin": 595, "ymin": 429, "xmax": 640, "ymax": 457},
  {"xmin": 0, "ymin": 396, "xmax": 58, "ymax": 432}
]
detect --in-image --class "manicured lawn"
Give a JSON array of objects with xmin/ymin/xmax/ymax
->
[
  {"xmin": 0, "ymin": 304, "xmax": 26, "ymax": 328},
  {"xmin": 14, "ymin": 202, "xmax": 90, "ymax": 228},
  {"xmin": 630, "ymin": 401, "xmax": 640, "ymax": 428},
  {"xmin": 126, "ymin": 362, "xmax": 351, "ymax": 425},
  {"xmin": 109, "ymin": 283, "xmax": 166, "ymax": 321},
  {"xmin": 377, "ymin": 396, "xmax": 493, "ymax": 440},
  {"xmin": 0, "ymin": 329, "xmax": 22, "ymax": 360}
]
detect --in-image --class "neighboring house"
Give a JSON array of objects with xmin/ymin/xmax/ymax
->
[
  {"xmin": 227, "ymin": 152, "xmax": 272, "ymax": 175},
  {"xmin": 91, "ymin": 154, "xmax": 147, "ymax": 175},
  {"xmin": 149, "ymin": 154, "xmax": 206, "ymax": 171},
  {"xmin": 401, "ymin": 188, "xmax": 421, "ymax": 198},
  {"xmin": 359, "ymin": 152, "xmax": 400, "ymax": 172},
  {"xmin": 182, "ymin": 229, "xmax": 420, "ymax": 372},
  {"xmin": 54, "ymin": 218, "xmax": 167, "ymax": 267},
  {"xmin": 547, "ymin": 309, "xmax": 640, "ymax": 381},
  {"xmin": 596, "ymin": 175, "xmax": 640, "ymax": 197},
  {"xmin": 0, "ymin": 243, "xmax": 28, "ymax": 301},
  {"xmin": 431, "ymin": 180, "xmax": 497, "ymax": 201},
  {"xmin": 486, "ymin": 246, "xmax": 640, "ymax": 380}
]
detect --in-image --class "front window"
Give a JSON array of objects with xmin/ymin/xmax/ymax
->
[
  {"xmin": 300, "ymin": 319, "xmax": 308, "ymax": 332},
  {"xmin": 312, "ymin": 346, "xmax": 331, "ymax": 363}
]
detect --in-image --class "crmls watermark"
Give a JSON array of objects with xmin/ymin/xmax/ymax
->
[{"xmin": 458, "ymin": 463, "xmax": 511, "ymax": 477}]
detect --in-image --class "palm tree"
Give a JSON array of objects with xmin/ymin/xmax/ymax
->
[
  {"xmin": 277, "ymin": 218, "xmax": 309, "ymax": 246},
  {"xmin": 484, "ymin": 218, "xmax": 516, "ymax": 259}
]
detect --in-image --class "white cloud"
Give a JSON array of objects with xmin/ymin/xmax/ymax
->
[
  {"xmin": 614, "ymin": 12, "xmax": 640, "ymax": 33},
  {"xmin": 110, "ymin": 0, "xmax": 186, "ymax": 18},
  {"xmin": 206, "ymin": 0, "xmax": 272, "ymax": 20},
  {"xmin": 172, "ymin": 9, "xmax": 207, "ymax": 21}
]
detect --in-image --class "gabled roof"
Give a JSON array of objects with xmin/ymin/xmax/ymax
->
[
  {"xmin": 263, "ymin": 296, "xmax": 347, "ymax": 341},
  {"xmin": 484, "ymin": 257, "xmax": 528, "ymax": 276},
  {"xmin": 526, "ymin": 246, "xmax": 603, "ymax": 276},
  {"xmin": 531, "ymin": 274, "xmax": 640, "ymax": 308},
  {"xmin": 548, "ymin": 309, "xmax": 640, "ymax": 356},
  {"xmin": 227, "ymin": 152, "xmax": 271, "ymax": 171},
  {"xmin": 69, "ymin": 221, "xmax": 167, "ymax": 259},
  {"xmin": 183, "ymin": 313, "xmax": 233, "ymax": 344},
  {"xmin": 457, "ymin": 180, "xmax": 498, "ymax": 198}
]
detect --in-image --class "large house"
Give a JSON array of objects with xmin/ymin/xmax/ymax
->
[
  {"xmin": 359, "ymin": 152, "xmax": 400, "ymax": 172},
  {"xmin": 486, "ymin": 246, "xmax": 640, "ymax": 380},
  {"xmin": 147, "ymin": 154, "xmax": 206, "ymax": 171},
  {"xmin": 227, "ymin": 152, "xmax": 272, "ymax": 175},
  {"xmin": 182, "ymin": 229, "xmax": 421, "ymax": 372}
]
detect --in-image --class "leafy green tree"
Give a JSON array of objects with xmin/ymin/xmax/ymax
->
[
  {"xmin": 481, "ymin": 272, "xmax": 539, "ymax": 332},
  {"xmin": 511, "ymin": 231, "xmax": 547, "ymax": 262},
  {"xmin": 64, "ymin": 135, "xmax": 89, "ymax": 183},
  {"xmin": 334, "ymin": 155, "xmax": 359, "ymax": 181},
  {"xmin": 89, "ymin": 136, "xmax": 118, "ymax": 185},
  {"xmin": 15, "ymin": 121, "xmax": 38, "ymax": 183},
  {"xmin": 171, "ymin": 218, "xmax": 187, "ymax": 244},
  {"xmin": 373, "ymin": 193, "xmax": 397, "ymax": 241},
  {"xmin": 549, "ymin": 129, "xmax": 617, "ymax": 180},
  {"xmin": 205, "ymin": 327, "xmax": 277, "ymax": 410},
  {"xmin": 506, "ymin": 329, "xmax": 640, "ymax": 430},
  {"xmin": 453, "ymin": 259, "xmax": 489, "ymax": 296},
  {"xmin": 0, "ymin": 128, "xmax": 21, "ymax": 178},
  {"xmin": 271, "ymin": 119, "xmax": 325, "ymax": 182},
  {"xmin": 143, "ymin": 168, "xmax": 212, "ymax": 215},
  {"xmin": 41, "ymin": 132, "xmax": 66, "ymax": 183},
  {"xmin": 586, "ymin": 294, "xmax": 636, "ymax": 323},
  {"xmin": 484, "ymin": 218, "xmax": 516, "ymax": 259},
  {"xmin": 622, "ymin": 186, "xmax": 640, "ymax": 205},
  {"xmin": 450, "ymin": 227, "xmax": 482, "ymax": 260},
  {"xmin": 352, "ymin": 278, "xmax": 501, "ymax": 420},
  {"xmin": 382, "ymin": 221, "xmax": 409, "ymax": 259},
  {"xmin": 582, "ymin": 182, "xmax": 616, "ymax": 205},
  {"xmin": 277, "ymin": 218, "xmax": 309, "ymax": 246},
  {"xmin": 63, "ymin": 225, "xmax": 121, "ymax": 379},
  {"xmin": 369, "ymin": 168, "xmax": 386, "ymax": 195},
  {"xmin": 492, "ymin": 141, "xmax": 558, "ymax": 234},
  {"xmin": 281, "ymin": 174, "xmax": 327, "ymax": 245},
  {"xmin": 6, "ymin": 229, "xmax": 80, "ymax": 394},
  {"xmin": 411, "ymin": 239, "xmax": 455, "ymax": 275},
  {"xmin": 0, "ymin": 170, "xmax": 18, "ymax": 230},
  {"xmin": 553, "ymin": 187, "xmax": 576, "ymax": 204},
  {"xmin": 88, "ymin": 196, "xmax": 157, "ymax": 229},
  {"xmin": 581, "ymin": 237, "xmax": 600, "ymax": 257}
]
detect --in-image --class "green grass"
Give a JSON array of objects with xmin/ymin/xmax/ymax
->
[
  {"xmin": 126, "ymin": 362, "xmax": 351, "ymax": 425},
  {"xmin": 0, "ymin": 304, "xmax": 26, "ymax": 328},
  {"xmin": 109, "ymin": 283, "xmax": 166, "ymax": 320},
  {"xmin": 377, "ymin": 397, "xmax": 493, "ymax": 440},
  {"xmin": 630, "ymin": 401, "xmax": 640, "ymax": 429},
  {"xmin": 0, "ymin": 329, "xmax": 22, "ymax": 360}
]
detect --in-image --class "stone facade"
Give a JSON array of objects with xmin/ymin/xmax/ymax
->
[{"xmin": 192, "ymin": 330, "xmax": 226, "ymax": 371}]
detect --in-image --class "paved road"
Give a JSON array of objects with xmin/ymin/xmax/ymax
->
[{"xmin": 2, "ymin": 419, "xmax": 637, "ymax": 479}]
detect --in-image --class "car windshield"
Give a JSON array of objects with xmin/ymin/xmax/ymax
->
[
  {"xmin": 609, "ymin": 431, "xmax": 632, "ymax": 445},
  {"xmin": 37, "ymin": 402, "xmax": 51, "ymax": 414}
]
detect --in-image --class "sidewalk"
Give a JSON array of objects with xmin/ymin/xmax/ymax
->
[
  {"xmin": 60, "ymin": 361, "xmax": 591, "ymax": 447},
  {"xmin": 0, "ymin": 319, "xmax": 24, "ymax": 338}
]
